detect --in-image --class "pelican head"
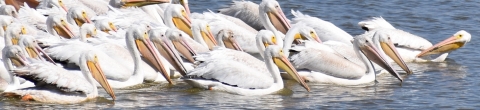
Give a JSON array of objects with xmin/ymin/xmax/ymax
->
[
  {"xmin": 256, "ymin": 30, "xmax": 276, "ymax": 58},
  {"xmin": 372, "ymin": 31, "xmax": 412, "ymax": 74},
  {"xmin": 264, "ymin": 45, "xmax": 310, "ymax": 91},
  {"xmin": 149, "ymin": 28, "xmax": 188, "ymax": 76},
  {"xmin": 2, "ymin": 45, "xmax": 28, "ymax": 67},
  {"xmin": 4, "ymin": 23, "xmax": 27, "ymax": 45},
  {"xmin": 94, "ymin": 19, "xmax": 117, "ymax": 34},
  {"xmin": 67, "ymin": 7, "xmax": 92, "ymax": 27},
  {"xmin": 43, "ymin": 0, "xmax": 68, "ymax": 12},
  {"xmin": 126, "ymin": 25, "xmax": 172, "ymax": 84},
  {"xmin": 417, "ymin": 30, "xmax": 471, "ymax": 57},
  {"xmin": 109, "ymin": 0, "xmax": 170, "ymax": 8},
  {"xmin": 80, "ymin": 50, "xmax": 116, "ymax": 100},
  {"xmin": 191, "ymin": 20, "xmax": 217, "ymax": 50},
  {"xmin": 0, "ymin": 5, "xmax": 17, "ymax": 18},
  {"xmin": 177, "ymin": 0, "xmax": 190, "ymax": 15},
  {"xmin": 18, "ymin": 35, "xmax": 57, "ymax": 65},
  {"xmin": 283, "ymin": 25, "xmax": 321, "ymax": 56},
  {"xmin": 79, "ymin": 23, "xmax": 97, "ymax": 42},
  {"xmin": 47, "ymin": 15, "xmax": 75, "ymax": 39},
  {"xmin": 216, "ymin": 29, "xmax": 243, "ymax": 51},
  {"xmin": 165, "ymin": 28, "xmax": 196, "ymax": 63},
  {"xmin": 164, "ymin": 4, "xmax": 192, "ymax": 37},
  {"xmin": 257, "ymin": 30, "xmax": 277, "ymax": 48},
  {"xmin": 259, "ymin": 0, "xmax": 291, "ymax": 34},
  {"xmin": 0, "ymin": 15, "xmax": 14, "ymax": 31},
  {"xmin": 353, "ymin": 36, "xmax": 403, "ymax": 82}
]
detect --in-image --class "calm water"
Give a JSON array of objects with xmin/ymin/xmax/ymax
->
[{"xmin": 2, "ymin": 0, "xmax": 480, "ymax": 109}]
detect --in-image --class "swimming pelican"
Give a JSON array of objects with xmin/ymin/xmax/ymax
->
[
  {"xmin": 67, "ymin": 7, "xmax": 93, "ymax": 27},
  {"xmin": 215, "ymin": 29, "xmax": 243, "ymax": 51},
  {"xmin": 290, "ymin": 10, "xmax": 353, "ymax": 44},
  {"xmin": 416, "ymin": 30, "xmax": 471, "ymax": 59},
  {"xmin": 4, "ymin": 23, "xmax": 27, "ymax": 45},
  {"xmin": 0, "ymin": 15, "xmax": 13, "ymax": 31},
  {"xmin": 255, "ymin": 30, "xmax": 277, "ymax": 59},
  {"xmin": 259, "ymin": 0, "xmax": 291, "ymax": 35},
  {"xmin": 149, "ymin": 28, "xmax": 190, "ymax": 76},
  {"xmin": 17, "ymin": 35, "xmax": 56, "ymax": 64},
  {"xmin": 183, "ymin": 45, "xmax": 310, "ymax": 95},
  {"xmin": 191, "ymin": 20, "xmax": 217, "ymax": 50},
  {"xmin": 288, "ymin": 36, "xmax": 403, "ymax": 85},
  {"xmin": 359, "ymin": 17, "xmax": 471, "ymax": 62},
  {"xmin": 1, "ymin": 45, "xmax": 34, "ymax": 92},
  {"xmin": 46, "ymin": 15, "xmax": 75, "ymax": 39},
  {"xmin": 2, "ymin": 50, "xmax": 115, "ymax": 104},
  {"xmin": 94, "ymin": 19, "xmax": 117, "ymax": 34},
  {"xmin": 164, "ymin": 4, "xmax": 192, "ymax": 37}
]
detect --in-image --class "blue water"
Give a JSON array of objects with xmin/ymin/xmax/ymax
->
[{"xmin": 2, "ymin": 0, "xmax": 479, "ymax": 109}]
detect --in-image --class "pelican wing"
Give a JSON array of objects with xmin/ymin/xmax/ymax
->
[
  {"xmin": 290, "ymin": 44, "xmax": 366, "ymax": 79},
  {"xmin": 291, "ymin": 10, "xmax": 353, "ymax": 44},
  {"xmin": 191, "ymin": 12, "xmax": 258, "ymax": 54},
  {"xmin": 17, "ymin": 3, "xmax": 48, "ymax": 32},
  {"xmin": 194, "ymin": 47, "xmax": 269, "ymax": 74},
  {"xmin": 375, "ymin": 29, "xmax": 432, "ymax": 50},
  {"xmin": 186, "ymin": 59, "xmax": 273, "ymax": 89},
  {"xmin": 12, "ymin": 62, "xmax": 93, "ymax": 94},
  {"xmin": 358, "ymin": 17, "xmax": 396, "ymax": 31},
  {"xmin": 218, "ymin": 1, "xmax": 263, "ymax": 30},
  {"xmin": 45, "ymin": 41, "xmax": 133, "ymax": 81}
]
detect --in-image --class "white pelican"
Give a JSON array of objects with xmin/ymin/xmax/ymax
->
[
  {"xmin": 2, "ymin": 50, "xmax": 115, "ymax": 104},
  {"xmin": 17, "ymin": 35, "xmax": 56, "ymax": 64},
  {"xmin": 0, "ymin": 5, "xmax": 17, "ymax": 18},
  {"xmin": 123, "ymin": 24, "xmax": 172, "ymax": 84},
  {"xmin": 191, "ymin": 19, "xmax": 217, "ymax": 50},
  {"xmin": 218, "ymin": 0, "xmax": 263, "ymax": 30},
  {"xmin": 259, "ymin": 0, "xmax": 291, "ymax": 35},
  {"xmin": 4, "ymin": 23, "xmax": 27, "ymax": 45},
  {"xmin": 183, "ymin": 45, "xmax": 310, "ymax": 95},
  {"xmin": 67, "ymin": 7, "xmax": 93, "ymax": 27},
  {"xmin": 281, "ymin": 24, "xmax": 322, "ymax": 56},
  {"xmin": 190, "ymin": 12, "xmax": 258, "ymax": 54},
  {"xmin": 256, "ymin": 30, "xmax": 277, "ymax": 59},
  {"xmin": 94, "ymin": 18, "xmax": 118, "ymax": 34},
  {"xmin": 215, "ymin": 29, "xmax": 243, "ymax": 51},
  {"xmin": 359, "ymin": 17, "xmax": 471, "ymax": 62},
  {"xmin": 0, "ymin": 15, "xmax": 13, "ymax": 31},
  {"xmin": 288, "ymin": 36, "xmax": 403, "ymax": 85},
  {"xmin": 1, "ymin": 45, "xmax": 34, "ymax": 92},
  {"xmin": 46, "ymin": 15, "xmax": 76, "ymax": 39},
  {"xmin": 149, "ymin": 28, "xmax": 190, "ymax": 76},
  {"xmin": 164, "ymin": 4, "xmax": 192, "ymax": 37},
  {"xmin": 290, "ymin": 10, "xmax": 353, "ymax": 44}
]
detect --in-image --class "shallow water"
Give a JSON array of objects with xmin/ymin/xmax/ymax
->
[{"xmin": 2, "ymin": 0, "xmax": 480, "ymax": 109}]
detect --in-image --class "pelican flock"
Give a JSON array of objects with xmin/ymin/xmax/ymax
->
[{"xmin": 0, "ymin": 0, "xmax": 471, "ymax": 104}]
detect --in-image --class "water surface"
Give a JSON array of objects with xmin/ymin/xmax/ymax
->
[{"xmin": 2, "ymin": 0, "xmax": 480, "ymax": 109}]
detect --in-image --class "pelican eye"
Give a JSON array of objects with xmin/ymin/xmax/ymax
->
[
  {"xmin": 365, "ymin": 40, "xmax": 369, "ymax": 43},
  {"xmin": 459, "ymin": 34, "xmax": 463, "ymax": 37}
]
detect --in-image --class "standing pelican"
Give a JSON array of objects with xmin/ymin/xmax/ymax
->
[
  {"xmin": 183, "ymin": 45, "xmax": 310, "ymax": 95},
  {"xmin": 2, "ymin": 50, "xmax": 115, "ymax": 104},
  {"xmin": 288, "ymin": 36, "xmax": 403, "ymax": 85}
]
